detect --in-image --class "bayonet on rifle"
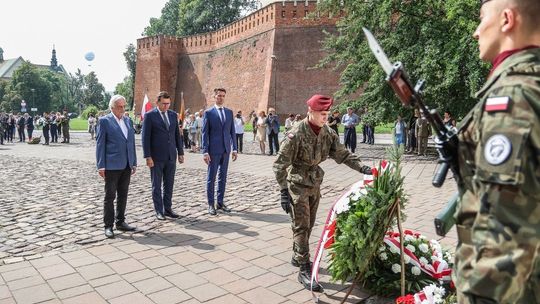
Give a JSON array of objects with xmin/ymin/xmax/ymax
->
[{"xmin": 363, "ymin": 28, "xmax": 460, "ymax": 236}]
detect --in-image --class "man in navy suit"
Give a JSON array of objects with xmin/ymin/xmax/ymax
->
[
  {"xmin": 202, "ymin": 88, "xmax": 238, "ymax": 215},
  {"xmin": 142, "ymin": 91, "xmax": 184, "ymax": 220},
  {"xmin": 96, "ymin": 95, "xmax": 137, "ymax": 239}
]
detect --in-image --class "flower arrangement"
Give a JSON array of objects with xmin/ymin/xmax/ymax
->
[
  {"xmin": 362, "ymin": 229, "xmax": 454, "ymax": 297},
  {"xmin": 328, "ymin": 146, "xmax": 407, "ymax": 284}
]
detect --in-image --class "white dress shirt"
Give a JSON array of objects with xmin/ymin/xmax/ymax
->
[{"xmin": 114, "ymin": 115, "xmax": 128, "ymax": 138}]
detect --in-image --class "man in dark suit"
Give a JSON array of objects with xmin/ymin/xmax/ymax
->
[
  {"xmin": 266, "ymin": 107, "xmax": 280, "ymax": 155},
  {"xmin": 142, "ymin": 91, "xmax": 184, "ymax": 220},
  {"xmin": 96, "ymin": 95, "xmax": 137, "ymax": 239},
  {"xmin": 202, "ymin": 88, "xmax": 238, "ymax": 216}
]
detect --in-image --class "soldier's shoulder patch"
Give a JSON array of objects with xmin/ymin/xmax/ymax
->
[
  {"xmin": 484, "ymin": 134, "xmax": 512, "ymax": 165},
  {"xmin": 485, "ymin": 96, "xmax": 511, "ymax": 112}
]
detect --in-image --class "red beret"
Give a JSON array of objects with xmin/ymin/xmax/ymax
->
[{"xmin": 306, "ymin": 94, "xmax": 333, "ymax": 111}]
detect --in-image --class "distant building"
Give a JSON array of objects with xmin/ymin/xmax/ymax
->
[
  {"xmin": 134, "ymin": 0, "xmax": 348, "ymax": 119},
  {"xmin": 0, "ymin": 46, "xmax": 67, "ymax": 81}
]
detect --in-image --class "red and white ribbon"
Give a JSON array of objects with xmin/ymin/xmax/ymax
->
[{"xmin": 310, "ymin": 160, "xmax": 391, "ymax": 302}]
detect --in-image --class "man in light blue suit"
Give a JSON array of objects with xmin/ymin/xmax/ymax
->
[
  {"xmin": 96, "ymin": 95, "xmax": 137, "ymax": 239},
  {"xmin": 142, "ymin": 91, "xmax": 184, "ymax": 221},
  {"xmin": 202, "ymin": 88, "xmax": 238, "ymax": 216}
]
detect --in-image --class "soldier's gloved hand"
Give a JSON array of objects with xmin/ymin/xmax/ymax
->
[
  {"xmin": 360, "ymin": 165, "xmax": 373, "ymax": 175},
  {"xmin": 280, "ymin": 189, "xmax": 292, "ymax": 214}
]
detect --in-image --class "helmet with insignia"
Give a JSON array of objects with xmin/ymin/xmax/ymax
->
[{"xmin": 306, "ymin": 94, "xmax": 333, "ymax": 111}]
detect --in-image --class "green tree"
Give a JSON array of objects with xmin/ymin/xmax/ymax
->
[
  {"xmin": 143, "ymin": 0, "xmax": 182, "ymax": 36},
  {"xmin": 143, "ymin": 0, "xmax": 258, "ymax": 37},
  {"xmin": 122, "ymin": 43, "xmax": 136, "ymax": 109},
  {"xmin": 82, "ymin": 72, "xmax": 106, "ymax": 109},
  {"xmin": 115, "ymin": 76, "xmax": 133, "ymax": 109},
  {"xmin": 318, "ymin": 0, "xmax": 489, "ymax": 122},
  {"xmin": 177, "ymin": 0, "xmax": 258, "ymax": 36},
  {"xmin": 10, "ymin": 62, "xmax": 54, "ymax": 113}
]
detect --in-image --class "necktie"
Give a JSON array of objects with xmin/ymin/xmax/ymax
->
[
  {"xmin": 161, "ymin": 112, "xmax": 170, "ymax": 130},
  {"xmin": 219, "ymin": 108, "xmax": 225, "ymax": 124}
]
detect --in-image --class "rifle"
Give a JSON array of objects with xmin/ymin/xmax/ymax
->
[{"xmin": 363, "ymin": 28, "xmax": 459, "ymax": 236}]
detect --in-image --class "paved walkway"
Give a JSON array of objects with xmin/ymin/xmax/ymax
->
[{"xmin": 0, "ymin": 132, "xmax": 456, "ymax": 303}]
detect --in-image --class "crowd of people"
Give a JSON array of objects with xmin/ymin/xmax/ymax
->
[{"xmin": 0, "ymin": 110, "xmax": 71, "ymax": 145}]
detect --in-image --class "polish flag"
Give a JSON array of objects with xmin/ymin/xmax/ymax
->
[
  {"xmin": 140, "ymin": 94, "xmax": 152, "ymax": 120},
  {"xmin": 485, "ymin": 96, "xmax": 510, "ymax": 112}
]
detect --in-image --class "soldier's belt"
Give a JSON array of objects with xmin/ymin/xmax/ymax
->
[
  {"xmin": 456, "ymin": 224, "xmax": 472, "ymax": 245},
  {"xmin": 292, "ymin": 164, "xmax": 319, "ymax": 171}
]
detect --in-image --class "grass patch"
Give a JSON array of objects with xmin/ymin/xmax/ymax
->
[{"xmin": 70, "ymin": 118, "xmax": 88, "ymax": 131}]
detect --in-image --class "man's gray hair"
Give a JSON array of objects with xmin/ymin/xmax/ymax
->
[{"xmin": 109, "ymin": 95, "xmax": 126, "ymax": 110}]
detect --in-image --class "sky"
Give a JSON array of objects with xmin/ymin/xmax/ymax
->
[{"xmin": 1, "ymin": 0, "xmax": 169, "ymax": 91}]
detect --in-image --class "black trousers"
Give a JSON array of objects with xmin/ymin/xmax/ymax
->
[
  {"xmin": 27, "ymin": 128, "xmax": 34, "ymax": 139},
  {"xmin": 18, "ymin": 127, "xmax": 25, "ymax": 141},
  {"xmin": 362, "ymin": 125, "xmax": 368, "ymax": 142},
  {"xmin": 236, "ymin": 133, "xmax": 243, "ymax": 153},
  {"xmin": 344, "ymin": 127, "xmax": 357, "ymax": 152},
  {"xmin": 43, "ymin": 126, "xmax": 50, "ymax": 144},
  {"xmin": 103, "ymin": 167, "xmax": 131, "ymax": 228},
  {"xmin": 50, "ymin": 125, "xmax": 58, "ymax": 142},
  {"xmin": 268, "ymin": 131, "xmax": 279, "ymax": 154}
]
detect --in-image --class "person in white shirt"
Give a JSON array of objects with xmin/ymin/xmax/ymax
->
[{"xmin": 234, "ymin": 110, "xmax": 245, "ymax": 153}]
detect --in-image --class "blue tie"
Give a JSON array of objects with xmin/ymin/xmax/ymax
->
[{"xmin": 219, "ymin": 108, "xmax": 225, "ymax": 125}]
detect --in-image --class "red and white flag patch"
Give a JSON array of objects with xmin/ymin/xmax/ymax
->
[{"xmin": 485, "ymin": 96, "xmax": 510, "ymax": 112}]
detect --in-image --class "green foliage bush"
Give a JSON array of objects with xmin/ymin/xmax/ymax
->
[{"xmin": 81, "ymin": 105, "xmax": 99, "ymax": 119}]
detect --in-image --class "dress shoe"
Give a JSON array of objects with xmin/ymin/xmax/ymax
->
[
  {"xmin": 298, "ymin": 263, "xmax": 323, "ymax": 292},
  {"xmin": 155, "ymin": 212, "xmax": 166, "ymax": 220},
  {"xmin": 216, "ymin": 204, "xmax": 231, "ymax": 213},
  {"xmin": 116, "ymin": 222, "xmax": 136, "ymax": 231},
  {"xmin": 164, "ymin": 210, "xmax": 180, "ymax": 218},
  {"xmin": 208, "ymin": 205, "xmax": 217, "ymax": 216},
  {"xmin": 104, "ymin": 227, "xmax": 114, "ymax": 239}
]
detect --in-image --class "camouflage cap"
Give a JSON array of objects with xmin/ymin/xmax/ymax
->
[{"xmin": 306, "ymin": 94, "xmax": 333, "ymax": 111}]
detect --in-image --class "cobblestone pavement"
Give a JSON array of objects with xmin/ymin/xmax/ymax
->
[{"xmin": 0, "ymin": 132, "xmax": 455, "ymax": 303}]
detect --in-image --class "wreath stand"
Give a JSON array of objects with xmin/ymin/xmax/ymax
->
[{"xmin": 340, "ymin": 197, "xmax": 405, "ymax": 304}]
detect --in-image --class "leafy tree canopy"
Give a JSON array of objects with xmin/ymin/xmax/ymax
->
[
  {"xmin": 318, "ymin": 0, "xmax": 489, "ymax": 122},
  {"xmin": 143, "ymin": 0, "xmax": 258, "ymax": 37}
]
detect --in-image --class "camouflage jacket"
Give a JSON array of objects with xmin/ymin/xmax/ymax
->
[
  {"xmin": 273, "ymin": 118, "xmax": 365, "ymax": 190},
  {"xmin": 455, "ymin": 48, "xmax": 540, "ymax": 302}
]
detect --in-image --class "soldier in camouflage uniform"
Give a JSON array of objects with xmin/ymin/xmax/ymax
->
[
  {"xmin": 61, "ymin": 110, "xmax": 70, "ymax": 143},
  {"xmin": 273, "ymin": 95, "xmax": 372, "ymax": 291},
  {"xmin": 415, "ymin": 113, "xmax": 430, "ymax": 156},
  {"xmin": 454, "ymin": 0, "xmax": 540, "ymax": 302}
]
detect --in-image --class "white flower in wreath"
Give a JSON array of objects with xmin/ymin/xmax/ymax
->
[
  {"xmin": 406, "ymin": 244, "xmax": 416, "ymax": 253},
  {"xmin": 378, "ymin": 246, "xmax": 386, "ymax": 252},
  {"xmin": 379, "ymin": 252, "xmax": 388, "ymax": 261},
  {"xmin": 419, "ymin": 256, "xmax": 429, "ymax": 266},
  {"xmin": 391, "ymin": 264, "xmax": 401, "ymax": 273},
  {"xmin": 335, "ymin": 200, "xmax": 351, "ymax": 214},
  {"xmin": 404, "ymin": 235, "xmax": 415, "ymax": 242},
  {"xmin": 389, "ymin": 245, "xmax": 399, "ymax": 254},
  {"xmin": 444, "ymin": 251, "xmax": 453, "ymax": 261},
  {"xmin": 411, "ymin": 266, "xmax": 421, "ymax": 276},
  {"xmin": 350, "ymin": 190, "xmax": 363, "ymax": 201},
  {"xmin": 403, "ymin": 255, "xmax": 411, "ymax": 264},
  {"xmin": 419, "ymin": 243, "xmax": 429, "ymax": 253}
]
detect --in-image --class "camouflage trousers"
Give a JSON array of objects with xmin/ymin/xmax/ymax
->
[
  {"xmin": 454, "ymin": 240, "xmax": 540, "ymax": 303},
  {"xmin": 417, "ymin": 136, "xmax": 428, "ymax": 155},
  {"xmin": 288, "ymin": 183, "xmax": 320, "ymax": 265}
]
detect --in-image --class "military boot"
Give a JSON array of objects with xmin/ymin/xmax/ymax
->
[
  {"xmin": 298, "ymin": 263, "xmax": 323, "ymax": 292},
  {"xmin": 291, "ymin": 255, "xmax": 300, "ymax": 267}
]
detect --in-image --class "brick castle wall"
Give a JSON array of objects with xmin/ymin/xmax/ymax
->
[{"xmin": 134, "ymin": 0, "xmax": 343, "ymax": 119}]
